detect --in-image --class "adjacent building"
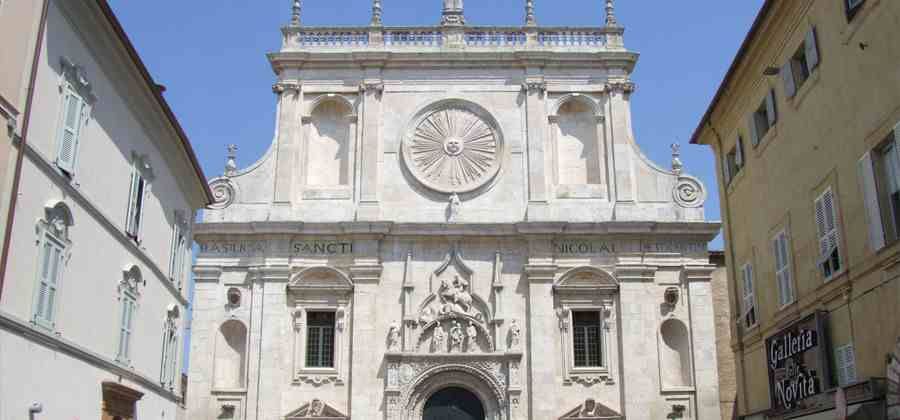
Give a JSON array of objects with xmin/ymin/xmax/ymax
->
[
  {"xmin": 692, "ymin": 0, "xmax": 900, "ymax": 418},
  {"xmin": 0, "ymin": 1, "xmax": 212, "ymax": 419},
  {"xmin": 0, "ymin": 0, "xmax": 45, "ymax": 296},
  {"xmin": 189, "ymin": 1, "xmax": 723, "ymax": 420}
]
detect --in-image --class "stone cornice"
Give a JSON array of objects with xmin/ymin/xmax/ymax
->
[
  {"xmin": 194, "ymin": 221, "xmax": 720, "ymax": 240},
  {"xmin": 0, "ymin": 309, "xmax": 181, "ymax": 403}
]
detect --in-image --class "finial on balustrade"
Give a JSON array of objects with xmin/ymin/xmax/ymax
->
[
  {"xmin": 605, "ymin": 0, "xmax": 618, "ymax": 27},
  {"xmin": 671, "ymin": 143, "xmax": 683, "ymax": 176},
  {"xmin": 225, "ymin": 144, "xmax": 238, "ymax": 177},
  {"xmin": 291, "ymin": 0, "xmax": 301, "ymax": 26},
  {"xmin": 371, "ymin": 0, "xmax": 383, "ymax": 26},
  {"xmin": 525, "ymin": 0, "xmax": 536, "ymax": 26},
  {"xmin": 441, "ymin": 0, "xmax": 466, "ymax": 26}
]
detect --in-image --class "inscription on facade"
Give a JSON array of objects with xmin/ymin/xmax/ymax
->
[
  {"xmin": 293, "ymin": 241, "xmax": 353, "ymax": 255},
  {"xmin": 552, "ymin": 240, "xmax": 706, "ymax": 255},
  {"xmin": 199, "ymin": 240, "xmax": 353, "ymax": 256}
]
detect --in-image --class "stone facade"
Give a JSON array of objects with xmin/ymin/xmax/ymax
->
[
  {"xmin": 191, "ymin": 2, "xmax": 721, "ymax": 419},
  {"xmin": 693, "ymin": 0, "xmax": 900, "ymax": 418},
  {"xmin": 710, "ymin": 252, "xmax": 736, "ymax": 420},
  {"xmin": 0, "ymin": 2, "xmax": 211, "ymax": 420}
]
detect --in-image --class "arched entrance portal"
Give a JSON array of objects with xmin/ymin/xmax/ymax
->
[{"xmin": 423, "ymin": 387, "xmax": 485, "ymax": 420}]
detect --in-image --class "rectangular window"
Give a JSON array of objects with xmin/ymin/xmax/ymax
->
[
  {"xmin": 749, "ymin": 90, "xmax": 777, "ymax": 147},
  {"xmin": 835, "ymin": 343, "xmax": 857, "ymax": 386},
  {"xmin": 874, "ymin": 136, "xmax": 900, "ymax": 241},
  {"xmin": 168, "ymin": 219, "xmax": 187, "ymax": 285},
  {"xmin": 741, "ymin": 263, "xmax": 757, "ymax": 328},
  {"xmin": 125, "ymin": 166, "xmax": 146, "ymax": 240},
  {"xmin": 724, "ymin": 136, "xmax": 745, "ymax": 186},
  {"xmin": 773, "ymin": 231, "xmax": 795, "ymax": 307},
  {"xmin": 782, "ymin": 28, "xmax": 820, "ymax": 98},
  {"xmin": 56, "ymin": 86, "xmax": 85, "ymax": 175},
  {"xmin": 814, "ymin": 188, "xmax": 842, "ymax": 280},
  {"xmin": 572, "ymin": 311, "xmax": 603, "ymax": 367},
  {"xmin": 117, "ymin": 295, "xmax": 136, "ymax": 363},
  {"xmin": 33, "ymin": 234, "xmax": 65, "ymax": 328},
  {"xmin": 305, "ymin": 311, "xmax": 335, "ymax": 368}
]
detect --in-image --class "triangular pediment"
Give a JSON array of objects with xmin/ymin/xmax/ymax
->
[
  {"xmin": 554, "ymin": 267, "xmax": 618, "ymax": 293},
  {"xmin": 288, "ymin": 266, "xmax": 353, "ymax": 293},
  {"xmin": 559, "ymin": 399, "xmax": 623, "ymax": 419},
  {"xmin": 285, "ymin": 399, "xmax": 348, "ymax": 419}
]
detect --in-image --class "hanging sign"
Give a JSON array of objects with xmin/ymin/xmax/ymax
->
[{"xmin": 766, "ymin": 312, "xmax": 830, "ymax": 414}]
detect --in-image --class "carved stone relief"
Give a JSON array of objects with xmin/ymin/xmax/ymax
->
[{"xmin": 401, "ymin": 100, "xmax": 503, "ymax": 194}]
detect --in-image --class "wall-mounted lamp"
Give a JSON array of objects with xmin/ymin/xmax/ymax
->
[{"xmin": 29, "ymin": 403, "xmax": 43, "ymax": 414}]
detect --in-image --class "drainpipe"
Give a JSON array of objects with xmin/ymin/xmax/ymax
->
[{"xmin": 0, "ymin": 0, "xmax": 51, "ymax": 301}]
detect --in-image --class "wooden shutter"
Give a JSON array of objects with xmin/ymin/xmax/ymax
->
[
  {"xmin": 722, "ymin": 154, "xmax": 732, "ymax": 185},
  {"xmin": 774, "ymin": 232, "xmax": 793, "ymax": 306},
  {"xmin": 35, "ymin": 241, "xmax": 53, "ymax": 323},
  {"xmin": 815, "ymin": 189, "xmax": 842, "ymax": 276},
  {"xmin": 781, "ymin": 62, "xmax": 797, "ymax": 98},
  {"xmin": 735, "ymin": 137, "xmax": 744, "ymax": 168},
  {"xmin": 169, "ymin": 222, "xmax": 180, "ymax": 278},
  {"xmin": 125, "ymin": 170, "xmax": 139, "ymax": 235},
  {"xmin": 765, "ymin": 89, "xmax": 778, "ymax": 127},
  {"xmin": 748, "ymin": 114, "xmax": 760, "ymax": 147},
  {"xmin": 741, "ymin": 264, "xmax": 755, "ymax": 327},
  {"xmin": 805, "ymin": 27, "xmax": 820, "ymax": 71},
  {"xmin": 57, "ymin": 88, "xmax": 84, "ymax": 174},
  {"xmin": 858, "ymin": 152, "xmax": 886, "ymax": 251},
  {"xmin": 119, "ymin": 298, "xmax": 135, "ymax": 362}
]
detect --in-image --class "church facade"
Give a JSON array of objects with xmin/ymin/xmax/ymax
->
[{"xmin": 188, "ymin": 1, "xmax": 722, "ymax": 419}]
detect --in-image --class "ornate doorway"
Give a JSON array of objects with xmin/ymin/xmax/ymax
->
[{"xmin": 423, "ymin": 387, "xmax": 485, "ymax": 420}]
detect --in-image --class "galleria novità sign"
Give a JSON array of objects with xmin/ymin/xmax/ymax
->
[{"xmin": 187, "ymin": 1, "xmax": 723, "ymax": 420}]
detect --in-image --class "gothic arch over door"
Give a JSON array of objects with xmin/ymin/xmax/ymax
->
[{"xmin": 423, "ymin": 387, "xmax": 485, "ymax": 420}]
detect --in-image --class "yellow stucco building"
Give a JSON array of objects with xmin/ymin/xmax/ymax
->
[{"xmin": 693, "ymin": 0, "xmax": 900, "ymax": 419}]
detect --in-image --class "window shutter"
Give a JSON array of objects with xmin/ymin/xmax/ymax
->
[
  {"xmin": 735, "ymin": 137, "xmax": 744, "ymax": 168},
  {"xmin": 781, "ymin": 62, "xmax": 797, "ymax": 98},
  {"xmin": 858, "ymin": 152, "xmax": 886, "ymax": 251},
  {"xmin": 169, "ymin": 222, "xmax": 180, "ymax": 278},
  {"xmin": 57, "ymin": 89, "xmax": 83, "ymax": 174},
  {"xmin": 844, "ymin": 345, "xmax": 857, "ymax": 384},
  {"xmin": 126, "ymin": 170, "xmax": 139, "ymax": 235},
  {"xmin": 766, "ymin": 89, "xmax": 778, "ymax": 127},
  {"xmin": 749, "ymin": 114, "xmax": 760, "ymax": 147},
  {"xmin": 35, "ymin": 242, "xmax": 52, "ymax": 322},
  {"xmin": 805, "ymin": 27, "xmax": 820, "ymax": 71},
  {"xmin": 722, "ymin": 154, "xmax": 732, "ymax": 184}
]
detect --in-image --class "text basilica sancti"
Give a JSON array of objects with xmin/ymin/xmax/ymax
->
[{"xmin": 189, "ymin": 1, "xmax": 722, "ymax": 419}]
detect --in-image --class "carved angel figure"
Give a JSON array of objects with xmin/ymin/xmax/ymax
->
[
  {"xmin": 449, "ymin": 321, "xmax": 464, "ymax": 352},
  {"xmin": 448, "ymin": 193, "xmax": 461, "ymax": 222}
]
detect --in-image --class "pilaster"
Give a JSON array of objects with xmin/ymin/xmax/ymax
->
[
  {"xmin": 523, "ymin": 263, "xmax": 557, "ymax": 419},
  {"xmin": 348, "ymin": 263, "xmax": 383, "ymax": 417},
  {"xmin": 358, "ymin": 68, "xmax": 384, "ymax": 221},
  {"xmin": 273, "ymin": 81, "xmax": 302, "ymax": 204},
  {"xmin": 522, "ymin": 74, "xmax": 550, "ymax": 220},
  {"xmin": 606, "ymin": 81, "xmax": 637, "ymax": 203}
]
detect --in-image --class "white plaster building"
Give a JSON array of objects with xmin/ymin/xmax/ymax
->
[
  {"xmin": 0, "ymin": 1, "xmax": 212, "ymax": 419},
  {"xmin": 190, "ymin": 1, "xmax": 722, "ymax": 419}
]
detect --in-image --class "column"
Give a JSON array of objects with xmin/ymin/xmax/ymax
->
[{"xmin": 273, "ymin": 80, "xmax": 302, "ymax": 204}]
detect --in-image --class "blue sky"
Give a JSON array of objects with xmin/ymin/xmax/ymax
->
[{"xmin": 109, "ymin": 1, "xmax": 764, "ymax": 250}]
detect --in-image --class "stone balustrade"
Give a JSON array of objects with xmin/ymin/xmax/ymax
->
[{"xmin": 281, "ymin": 26, "xmax": 621, "ymax": 51}]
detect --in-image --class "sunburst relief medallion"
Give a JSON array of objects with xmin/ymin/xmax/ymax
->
[{"xmin": 402, "ymin": 103, "xmax": 503, "ymax": 194}]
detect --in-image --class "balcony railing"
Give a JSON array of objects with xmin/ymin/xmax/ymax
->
[{"xmin": 281, "ymin": 26, "xmax": 623, "ymax": 52}]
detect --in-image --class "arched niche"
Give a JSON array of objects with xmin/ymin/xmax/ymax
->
[
  {"xmin": 214, "ymin": 320, "xmax": 248, "ymax": 390},
  {"xmin": 548, "ymin": 94, "xmax": 607, "ymax": 198},
  {"xmin": 302, "ymin": 96, "xmax": 357, "ymax": 196},
  {"xmin": 659, "ymin": 318, "xmax": 693, "ymax": 390}
]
